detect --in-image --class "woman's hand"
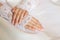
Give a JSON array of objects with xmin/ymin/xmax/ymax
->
[
  {"xmin": 11, "ymin": 7, "xmax": 28, "ymax": 25},
  {"xmin": 11, "ymin": 7, "xmax": 43, "ymax": 31},
  {"xmin": 25, "ymin": 17, "xmax": 43, "ymax": 31}
]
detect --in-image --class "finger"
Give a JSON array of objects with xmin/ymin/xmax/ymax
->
[
  {"xmin": 14, "ymin": 8, "xmax": 20, "ymax": 25},
  {"xmin": 11, "ymin": 7, "xmax": 17, "ymax": 23},
  {"xmin": 25, "ymin": 24, "xmax": 35, "ymax": 31},
  {"xmin": 32, "ymin": 17, "xmax": 39, "ymax": 24},
  {"xmin": 18, "ymin": 10, "xmax": 26, "ymax": 24},
  {"xmin": 19, "ymin": 10, "xmax": 28, "ymax": 23},
  {"xmin": 30, "ymin": 17, "xmax": 43, "ymax": 30},
  {"xmin": 25, "ymin": 22, "xmax": 36, "ymax": 30},
  {"xmin": 28, "ymin": 20, "xmax": 41, "ymax": 31},
  {"xmin": 32, "ymin": 17, "xmax": 42, "ymax": 26},
  {"xmin": 28, "ymin": 21, "xmax": 39, "ymax": 30},
  {"xmin": 23, "ymin": 10, "xmax": 28, "ymax": 18},
  {"xmin": 30, "ymin": 18, "xmax": 40, "ymax": 27},
  {"xmin": 18, "ymin": 9, "xmax": 23, "ymax": 24},
  {"xmin": 32, "ymin": 19, "xmax": 43, "ymax": 30},
  {"xmin": 18, "ymin": 10, "xmax": 25, "ymax": 23},
  {"xmin": 12, "ymin": 8, "xmax": 20, "ymax": 25},
  {"xmin": 11, "ymin": 7, "xmax": 17, "ymax": 12},
  {"xmin": 11, "ymin": 8, "xmax": 17, "ymax": 19}
]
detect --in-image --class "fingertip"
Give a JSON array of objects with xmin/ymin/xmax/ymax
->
[
  {"xmin": 38, "ymin": 26, "xmax": 44, "ymax": 31},
  {"xmin": 11, "ymin": 7, "xmax": 17, "ymax": 12}
]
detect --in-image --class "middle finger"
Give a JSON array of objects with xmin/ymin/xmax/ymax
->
[{"xmin": 12, "ymin": 8, "xmax": 20, "ymax": 25}]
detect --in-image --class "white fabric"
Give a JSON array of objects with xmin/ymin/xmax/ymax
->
[
  {"xmin": 0, "ymin": 2, "xmax": 12, "ymax": 22},
  {"xmin": 0, "ymin": 0, "xmax": 60, "ymax": 40},
  {"xmin": 29, "ymin": 0, "xmax": 60, "ymax": 38},
  {"xmin": 6, "ymin": 0, "xmax": 40, "ymax": 12},
  {"xmin": 51, "ymin": 0, "xmax": 60, "ymax": 5},
  {"xmin": 0, "ymin": 0, "xmax": 40, "ymax": 33},
  {"xmin": 0, "ymin": 17, "xmax": 50, "ymax": 40}
]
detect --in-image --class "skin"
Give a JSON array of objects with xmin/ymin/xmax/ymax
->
[
  {"xmin": 0, "ymin": 3, "xmax": 3, "ymax": 7},
  {"xmin": 11, "ymin": 7, "xmax": 28, "ymax": 25},
  {"xmin": 11, "ymin": 7, "xmax": 43, "ymax": 31},
  {"xmin": 0, "ymin": 3, "xmax": 43, "ymax": 31}
]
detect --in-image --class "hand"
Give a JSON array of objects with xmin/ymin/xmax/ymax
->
[
  {"xmin": 11, "ymin": 7, "xmax": 28, "ymax": 25},
  {"xmin": 25, "ymin": 17, "xmax": 44, "ymax": 31},
  {"xmin": 11, "ymin": 7, "xmax": 43, "ymax": 31}
]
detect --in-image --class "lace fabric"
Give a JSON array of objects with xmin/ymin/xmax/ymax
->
[
  {"xmin": 0, "ymin": 3, "xmax": 34, "ymax": 33},
  {"xmin": 6, "ymin": 0, "xmax": 40, "ymax": 12},
  {"xmin": 0, "ymin": 2, "xmax": 12, "ymax": 22},
  {"xmin": 0, "ymin": 0, "xmax": 41, "ymax": 33}
]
